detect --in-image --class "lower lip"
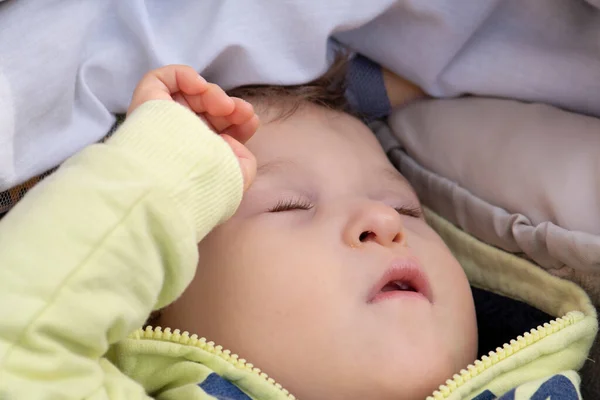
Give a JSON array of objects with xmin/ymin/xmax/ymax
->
[{"xmin": 370, "ymin": 290, "xmax": 428, "ymax": 304}]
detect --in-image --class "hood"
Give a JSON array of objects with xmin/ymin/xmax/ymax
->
[{"xmin": 425, "ymin": 209, "xmax": 597, "ymax": 400}]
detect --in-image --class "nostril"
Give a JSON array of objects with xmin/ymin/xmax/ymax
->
[
  {"xmin": 359, "ymin": 231, "xmax": 375, "ymax": 242},
  {"xmin": 392, "ymin": 233, "xmax": 402, "ymax": 243}
]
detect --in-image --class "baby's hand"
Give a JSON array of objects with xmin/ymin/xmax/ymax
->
[{"xmin": 128, "ymin": 65, "xmax": 257, "ymax": 191}]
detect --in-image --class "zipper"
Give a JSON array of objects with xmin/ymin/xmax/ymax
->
[
  {"xmin": 129, "ymin": 326, "xmax": 296, "ymax": 399},
  {"xmin": 131, "ymin": 311, "xmax": 582, "ymax": 400},
  {"xmin": 426, "ymin": 311, "xmax": 584, "ymax": 400}
]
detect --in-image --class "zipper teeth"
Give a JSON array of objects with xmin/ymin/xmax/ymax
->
[
  {"xmin": 130, "ymin": 326, "xmax": 296, "ymax": 400},
  {"xmin": 426, "ymin": 311, "xmax": 583, "ymax": 400},
  {"xmin": 132, "ymin": 311, "xmax": 583, "ymax": 400}
]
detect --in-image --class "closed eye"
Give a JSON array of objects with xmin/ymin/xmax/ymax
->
[
  {"xmin": 394, "ymin": 205, "xmax": 423, "ymax": 218},
  {"xmin": 268, "ymin": 198, "xmax": 314, "ymax": 213}
]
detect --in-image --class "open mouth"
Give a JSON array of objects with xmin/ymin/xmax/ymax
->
[
  {"xmin": 379, "ymin": 280, "xmax": 418, "ymax": 293},
  {"xmin": 368, "ymin": 260, "xmax": 432, "ymax": 304}
]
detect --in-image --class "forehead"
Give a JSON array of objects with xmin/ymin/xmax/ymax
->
[
  {"xmin": 247, "ymin": 104, "xmax": 389, "ymax": 171},
  {"xmin": 245, "ymin": 103, "xmax": 414, "ymax": 194}
]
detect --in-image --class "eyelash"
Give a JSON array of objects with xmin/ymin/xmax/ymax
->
[
  {"xmin": 268, "ymin": 199, "xmax": 421, "ymax": 218},
  {"xmin": 394, "ymin": 205, "xmax": 423, "ymax": 218},
  {"xmin": 268, "ymin": 198, "xmax": 314, "ymax": 213}
]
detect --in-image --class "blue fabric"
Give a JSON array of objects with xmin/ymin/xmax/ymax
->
[
  {"xmin": 474, "ymin": 389, "xmax": 498, "ymax": 400},
  {"xmin": 345, "ymin": 54, "xmax": 391, "ymax": 122},
  {"xmin": 198, "ymin": 373, "xmax": 252, "ymax": 400},
  {"xmin": 481, "ymin": 375, "xmax": 580, "ymax": 400},
  {"xmin": 498, "ymin": 388, "xmax": 516, "ymax": 400},
  {"xmin": 529, "ymin": 375, "xmax": 579, "ymax": 400}
]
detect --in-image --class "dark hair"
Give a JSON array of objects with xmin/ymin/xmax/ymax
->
[{"xmin": 226, "ymin": 53, "xmax": 356, "ymax": 121}]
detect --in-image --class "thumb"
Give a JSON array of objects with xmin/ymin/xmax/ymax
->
[{"xmin": 220, "ymin": 134, "xmax": 257, "ymax": 192}]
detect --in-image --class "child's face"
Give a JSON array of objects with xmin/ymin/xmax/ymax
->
[{"xmin": 162, "ymin": 104, "xmax": 478, "ymax": 400}]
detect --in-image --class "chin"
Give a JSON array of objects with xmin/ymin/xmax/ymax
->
[
  {"xmin": 361, "ymin": 343, "xmax": 458, "ymax": 400},
  {"xmin": 365, "ymin": 369, "xmax": 446, "ymax": 400}
]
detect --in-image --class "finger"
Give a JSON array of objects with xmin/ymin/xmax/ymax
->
[
  {"xmin": 204, "ymin": 114, "xmax": 232, "ymax": 133},
  {"xmin": 221, "ymin": 134, "xmax": 257, "ymax": 192},
  {"xmin": 174, "ymin": 68, "xmax": 208, "ymax": 96},
  {"xmin": 172, "ymin": 92, "xmax": 192, "ymax": 109},
  {"xmin": 149, "ymin": 65, "xmax": 208, "ymax": 95},
  {"xmin": 183, "ymin": 83, "xmax": 235, "ymax": 116},
  {"xmin": 227, "ymin": 98, "xmax": 256, "ymax": 125},
  {"xmin": 127, "ymin": 86, "xmax": 173, "ymax": 116},
  {"xmin": 203, "ymin": 98, "xmax": 255, "ymax": 133},
  {"xmin": 128, "ymin": 65, "xmax": 208, "ymax": 115},
  {"xmin": 222, "ymin": 115, "xmax": 260, "ymax": 144}
]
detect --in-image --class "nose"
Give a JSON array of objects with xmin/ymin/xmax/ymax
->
[{"xmin": 343, "ymin": 201, "xmax": 405, "ymax": 248}]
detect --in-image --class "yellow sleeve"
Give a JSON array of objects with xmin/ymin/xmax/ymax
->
[{"xmin": 0, "ymin": 100, "xmax": 243, "ymax": 399}]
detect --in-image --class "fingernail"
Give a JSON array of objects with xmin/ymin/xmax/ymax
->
[{"xmin": 197, "ymin": 74, "xmax": 207, "ymax": 85}]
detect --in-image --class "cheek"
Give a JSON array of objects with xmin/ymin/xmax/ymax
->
[
  {"xmin": 411, "ymin": 224, "xmax": 465, "ymax": 281},
  {"xmin": 195, "ymin": 220, "xmax": 354, "ymax": 385},
  {"xmin": 407, "ymin": 234, "xmax": 478, "ymax": 369},
  {"xmin": 197, "ymin": 221, "xmax": 340, "ymax": 326},
  {"xmin": 410, "ymin": 226, "xmax": 475, "ymax": 315}
]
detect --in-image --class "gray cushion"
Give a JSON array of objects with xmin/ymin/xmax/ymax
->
[{"xmin": 374, "ymin": 97, "xmax": 600, "ymax": 304}]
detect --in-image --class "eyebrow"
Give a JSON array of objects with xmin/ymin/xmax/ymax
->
[
  {"xmin": 378, "ymin": 167, "xmax": 419, "ymax": 198},
  {"xmin": 256, "ymin": 160, "xmax": 418, "ymax": 199},
  {"xmin": 256, "ymin": 159, "xmax": 302, "ymax": 177}
]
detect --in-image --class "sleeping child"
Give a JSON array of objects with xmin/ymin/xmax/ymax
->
[{"xmin": 0, "ymin": 60, "xmax": 596, "ymax": 400}]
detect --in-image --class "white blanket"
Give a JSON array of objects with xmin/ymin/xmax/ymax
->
[{"xmin": 1, "ymin": 0, "xmax": 600, "ymax": 190}]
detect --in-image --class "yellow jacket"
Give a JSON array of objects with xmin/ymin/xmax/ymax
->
[{"xmin": 0, "ymin": 101, "xmax": 595, "ymax": 399}]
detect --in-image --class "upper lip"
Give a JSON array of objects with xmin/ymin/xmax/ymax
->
[{"xmin": 367, "ymin": 257, "xmax": 433, "ymax": 303}]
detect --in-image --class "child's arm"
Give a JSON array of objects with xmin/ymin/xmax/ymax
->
[
  {"xmin": 0, "ymin": 66, "xmax": 257, "ymax": 399},
  {"xmin": 381, "ymin": 66, "xmax": 427, "ymax": 109}
]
